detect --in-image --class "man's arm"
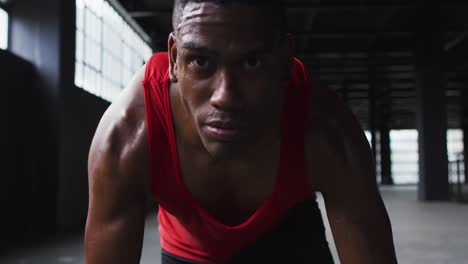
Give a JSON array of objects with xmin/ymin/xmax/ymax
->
[
  {"xmin": 306, "ymin": 87, "xmax": 398, "ymax": 263},
  {"xmin": 85, "ymin": 66, "xmax": 150, "ymax": 264}
]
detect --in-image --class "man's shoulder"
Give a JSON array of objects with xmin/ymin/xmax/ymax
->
[
  {"xmin": 305, "ymin": 85, "xmax": 372, "ymax": 190},
  {"xmin": 305, "ymin": 87, "xmax": 348, "ymax": 161},
  {"xmin": 306, "ymin": 85, "xmax": 341, "ymax": 127},
  {"xmin": 101, "ymin": 65, "xmax": 147, "ymax": 151},
  {"xmin": 88, "ymin": 65, "xmax": 149, "ymax": 188}
]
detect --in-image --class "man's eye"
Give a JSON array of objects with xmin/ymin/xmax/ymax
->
[
  {"xmin": 244, "ymin": 57, "xmax": 262, "ymax": 70},
  {"xmin": 192, "ymin": 57, "xmax": 209, "ymax": 68}
]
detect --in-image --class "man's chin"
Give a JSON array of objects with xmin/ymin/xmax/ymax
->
[
  {"xmin": 204, "ymin": 141, "xmax": 244, "ymax": 161},
  {"xmin": 197, "ymin": 126, "xmax": 254, "ymax": 161}
]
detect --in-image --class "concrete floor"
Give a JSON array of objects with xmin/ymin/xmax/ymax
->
[{"xmin": 1, "ymin": 186, "xmax": 467, "ymax": 264}]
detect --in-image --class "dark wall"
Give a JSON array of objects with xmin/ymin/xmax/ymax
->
[
  {"xmin": 0, "ymin": 49, "xmax": 36, "ymax": 246},
  {"xmin": 5, "ymin": 0, "xmax": 111, "ymax": 242},
  {"xmin": 8, "ymin": 0, "xmax": 63, "ymax": 235},
  {"xmin": 57, "ymin": 87, "xmax": 110, "ymax": 232}
]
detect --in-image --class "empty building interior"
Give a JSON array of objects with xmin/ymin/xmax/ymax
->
[{"xmin": 1, "ymin": 0, "xmax": 467, "ymax": 263}]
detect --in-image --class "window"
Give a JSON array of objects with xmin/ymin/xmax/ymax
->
[
  {"xmin": 448, "ymin": 129, "xmax": 464, "ymax": 183},
  {"xmin": 75, "ymin": 0, "xmax": 153, "ymax": 102},
  {"xmin": 0, "ymin": 6, "xmax": 8, "ymax": 50},
  {"xmin": 388, "ymin": 129, "xmax": 465, "ymax": 185},
  {"xmin": 447, "ymin": 129, "xmax": 464, "ymax": 161},
  {"xmin": 390, "ymin": 130, "xmax": 419, "ymax": 184}
]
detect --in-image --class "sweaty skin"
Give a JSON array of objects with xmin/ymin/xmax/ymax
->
[{"xmin": 85, "ymin": 2, "xmax": 397, "ymax": 264}]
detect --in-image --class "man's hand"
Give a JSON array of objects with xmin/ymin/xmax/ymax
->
[{"xmin": 307, "ymin": 87, "xmax": 398, "ymax": 264}]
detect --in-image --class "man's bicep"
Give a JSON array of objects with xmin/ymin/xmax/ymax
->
[
  {"xmin": 308, "ymin": 88, "xmax": 397, "ymax": 263},
  {"xmin": 323, "ymin": 127, "xmax": 396, "ymax": 263},
  {"xmin": 318, "ymin": 122, "xmax": 383, "ymax": 256},
  {"xmin": 85, "ymin": 93, "xmax": 149, "ymax": 263},
  {"xmin": 86, "ymin": 63, "xmax": 149, "ymax": 220},
  {"xmin": 87, "ymin": 146, "xmax": 146, "ymax": 224},
  {"xmin": 85, "ymin": 132, "xmax": 148, "ymax": 263},
  {"xmin": 323, "ymin": 181, "xmax": 396, "ymax": 264}
]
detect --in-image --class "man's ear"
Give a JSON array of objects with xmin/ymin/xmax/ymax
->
[{"xmin": 168, "ymin": 32, "xmax": 178, "ymax": 83}]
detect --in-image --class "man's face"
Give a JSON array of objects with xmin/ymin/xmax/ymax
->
[{"xmin": 169, "ymin": 2, "xmax": 292, "ymax": 160}]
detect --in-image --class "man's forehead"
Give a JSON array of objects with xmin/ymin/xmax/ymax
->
[
  {"xmin": 176, "ymin": 29, "xmax": 280, "ymax": 57},
  {"xmin": 175, "ymin": 2, "xmax": 279, "ymax": 50},
  {"xmin": 176, "ymin": 2, "xmax": 218, "ymax": 32},
  {"xmin": 176, "ymin": 2, "xmax": 274, "ymax": 33}
]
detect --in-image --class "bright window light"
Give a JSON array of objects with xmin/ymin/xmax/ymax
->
[
  {"xmin": 0, "ymin": 7, "xmax": 8, "ymax": 50},
  {"xmin": 448, "ymin": 129, "xmax": 465, "ymax": 183},
  {"xmin": 75, "ymin": 0, "xmax": 153, "ymax": 102},
  {"xmin": 388, "ymin": 129, "xmax": 465, "ymax": 185},
  {"xmin": 390, "ymin": 130, "xmax": 419, "ymax": 184}
]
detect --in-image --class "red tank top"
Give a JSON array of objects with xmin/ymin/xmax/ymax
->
[{"xmin": 142, "ymin": 52, "xmax": 315, "ymax": 263}]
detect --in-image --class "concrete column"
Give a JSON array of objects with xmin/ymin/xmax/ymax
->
[
  {"xmin": 380, "ymin": 124, "xmax": 393, "ymax": 185},
  {"xmin": 414, "ymin": 6, "xmax": 449, "ymax": 200},
  {"xmin": 341, "ymin": 80, "xmax": 349, "ymax": 106},
  {"xmin": 368, "ymin": 54, "xmax": 377, "ymax": 165},
  {"xmin": 464, "ymin": 127, "xmax": 468, "ymax": 185},
  {"xmin": 463, "ymin": 82, "xmax": 468, "ymax": 185}
]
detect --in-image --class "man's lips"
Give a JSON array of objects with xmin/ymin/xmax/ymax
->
[
  {"xmin": 203, "ymin": 121, "xmax": 244, "ymax": 141},
  {"xmin": 205, "ymin": 120, "xmax": 243, "ymax": 129}
]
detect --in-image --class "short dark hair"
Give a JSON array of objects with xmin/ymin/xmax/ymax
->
[{"xmin": 172, "ymin": 0, "xmax": 286, "ymax": 35}]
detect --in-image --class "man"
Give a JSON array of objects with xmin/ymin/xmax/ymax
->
[{"xmin": 85, "ymin": 0, "xmax": 398, "ymax": 263}]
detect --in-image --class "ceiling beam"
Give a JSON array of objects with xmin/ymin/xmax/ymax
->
[
  {"xmin": 293, "ymin": 32, "xmax": 413, "ymax": 38},
  {"xmin": 128, "ymin": 1, "xmax": 468, "ymax": 16},
  {"xmin": 286, "ymin": 1, "xmax": 467, "ymax": 9}
]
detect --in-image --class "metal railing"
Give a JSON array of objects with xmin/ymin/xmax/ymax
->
[{"xmin": 449, "ymin": 153, "xmax": 466, "ymax": 202}]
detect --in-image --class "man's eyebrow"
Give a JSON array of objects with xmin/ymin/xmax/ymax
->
[
  {"xmin": 180, "ymin": 42, "xmax": 276, "ymax": 56},
  {"xmin": 180, "ymin": 42, "xmax": 218, "ymax": 55}
]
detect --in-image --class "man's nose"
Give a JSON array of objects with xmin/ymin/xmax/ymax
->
[{"xmin": 209, "ymin": 69, "xmax": 243, "ymax": 111}]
